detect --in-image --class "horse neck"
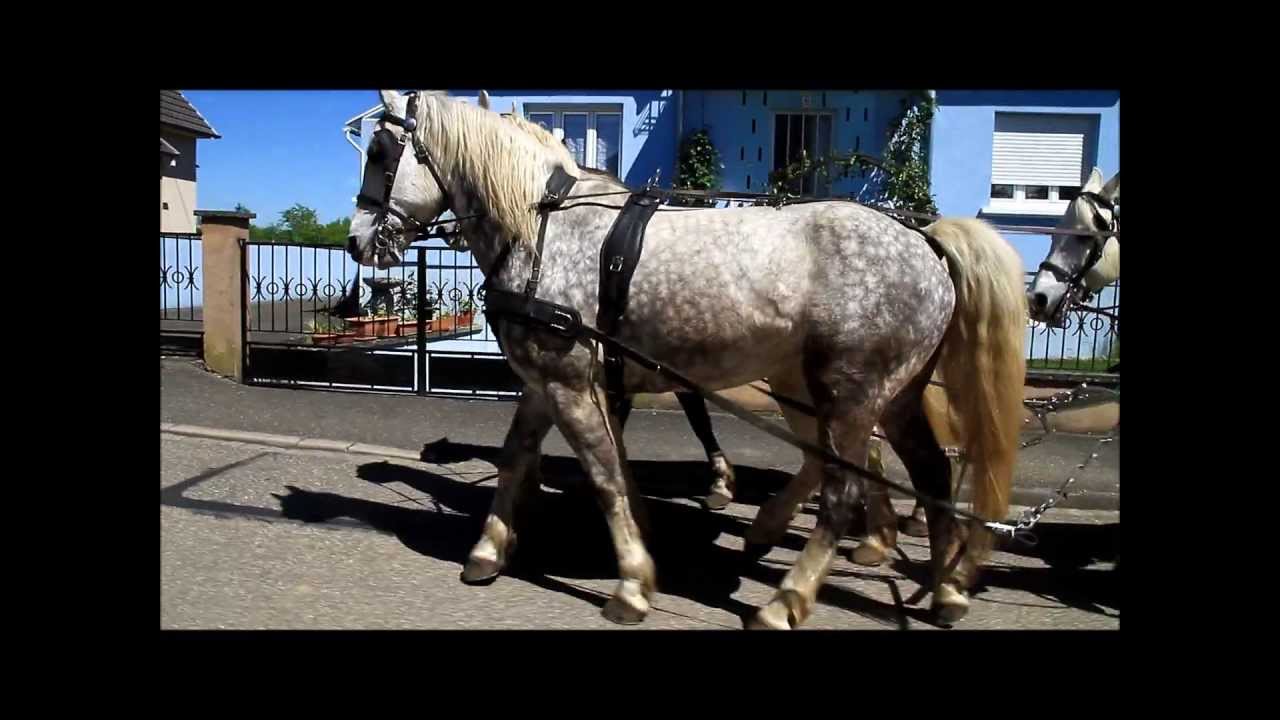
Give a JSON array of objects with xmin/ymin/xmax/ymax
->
[{"xmin": 433, "ymin": 127, "xmax": 564, "ymax": 285}]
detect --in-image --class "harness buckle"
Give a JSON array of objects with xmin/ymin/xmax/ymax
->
[
  {"xmin": 549, "ymin": 308, "xmax": 576, "ymax": 334},
  {"xmin": 608, "ymin": 256, "xmax": 624, "ymax": 273}
]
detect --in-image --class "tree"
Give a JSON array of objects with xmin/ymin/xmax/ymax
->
[
  {"xmin": 280, "ymin": 203, "xmax": 321, "ymax": 242},
  {"xmin": 246, "ymin": 203, "xmax": 349, "ymax": 246}
]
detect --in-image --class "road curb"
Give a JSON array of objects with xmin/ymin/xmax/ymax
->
[{"xmin": 162, "ymin": 424, "xmax": 421, "ymax": 462}]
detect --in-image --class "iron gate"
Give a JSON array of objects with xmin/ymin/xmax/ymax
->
[
  {"xmin": 231, "ymin": 240, "xmax": 1117, "ymax": 396},
  {"xmin": 240, "ymin": 238, "xmax": 520, "ymax": 397}
]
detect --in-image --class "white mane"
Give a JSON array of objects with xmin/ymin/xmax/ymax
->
[{"xmin": 411, "ymin": 92, "xmax": 580, "ymax": 245}]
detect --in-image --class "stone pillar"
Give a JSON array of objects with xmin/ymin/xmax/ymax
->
[{"xmin": 194, "ymin": 210, "xmax": 254, "ymax": 380}]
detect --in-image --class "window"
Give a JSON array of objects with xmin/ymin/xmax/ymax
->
[
  {"xmin": 772, "ymin": 112, "xmax": 833, "ymax": 196},
  {"xmin": 986, "ymin": 112, "xmax": 1098, "ymax": 215},
  {"xmin": 524, "ymin": 106, "xmax": 623, "ymax": 176}
]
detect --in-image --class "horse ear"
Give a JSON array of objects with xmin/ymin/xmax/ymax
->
[
  {"xmin": 1101, "ymin": 172, "xmax": 1120, "ymax": 204},
  {"xmin": 1082, "ymin": 167, "xmax": 1105, "ymax": 193},
  {"xmin": 478, "ymin": 90, "xmax": 491, "ymax": 110},
  {"xmin": 379, "ymin": 90, "xmax": 401, "ymax": 109}
]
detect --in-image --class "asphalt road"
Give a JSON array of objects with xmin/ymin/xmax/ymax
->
[
  {"xmin": 160, "ymin": 359, "xmax": 1120, "ymax": 512},
  {"xmin": 161, "ymin": 432, "xmax": 1119, "ymax": 630}
]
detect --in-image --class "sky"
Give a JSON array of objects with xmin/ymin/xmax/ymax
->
[{"xmin": 184, "ymin": 90, "xmax": 381, "ymax": 226}]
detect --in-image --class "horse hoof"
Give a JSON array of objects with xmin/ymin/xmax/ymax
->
[
  {"xmin": 746, "ymin": 601, "xmax": 794, "ymax": 630},
  {"xmin": 460, "ymin": 556, "xmax": 502, "ymax": 585},
  {"xmin": 601, "ymin": 582, "xmax": 650, "ymax": 625},
  {"xmin": 849, "ymin": 541, "xmax": 890, "ymax": 567},
  {"xmin": 701, "ymin": 491, "xmax": 732, "ymax": 511},
  {"xmin": 931, "ymin": 584, "xmax": 970, "ymax": 625},
  {"xmin": 900, "ymin": 516, "xmax": 930, "ymax": 538}
]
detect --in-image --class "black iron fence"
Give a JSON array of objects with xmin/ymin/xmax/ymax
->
[
  {"xmin": 162, "ymin": 230, "xmax": 1119, "ymax": 390},
  {"xmin": 1024, "ymin": 271, "xmax": 1119, "ymax": 379},
  {"xmin": 240, "ymin": 238, "xmax": 517, "ymax": 397},
  {"xmin": 159, "ymin": 232, "xmax": 203, "ymax": 356}
]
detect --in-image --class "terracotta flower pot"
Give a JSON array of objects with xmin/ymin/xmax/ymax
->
[
  {"xmin": 345, "ymin": 315, "xmax": 400, "ymax": 338},
  {"xmin": 398, "ymin": 320, "xmax": 435, "ymax": 336}
]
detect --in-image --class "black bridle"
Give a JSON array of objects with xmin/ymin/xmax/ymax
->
[
  {"xmin": 355, "ymin": 92, "xmax": 483, "ymax": 255},
  {"xmin": 1036, "ymin": 191, "xmax": 1119, "ymax": 313}
]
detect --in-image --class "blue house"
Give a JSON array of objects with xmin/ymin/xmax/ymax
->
[
  {"xmin": 928, "ymin": 90, "xmax": 1120, "ymax": 270},
  {"xmin": 342, "ymin": 89, "xmax": 1119, "ymax": 368},
  {"xmin": 345, "ymin": 88, "xmax": 1119, "ymax": 268},
  {"xmin": 346, "ymin": 89, "xmax": 917, "ymax": 196}
]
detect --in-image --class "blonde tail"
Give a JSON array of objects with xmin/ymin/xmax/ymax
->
[{"xmin": 924, "ymin": 218, "xmax": 1027, "ymax": 565}]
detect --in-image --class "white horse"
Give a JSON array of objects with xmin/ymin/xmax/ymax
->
[
  {"xmin": 346, "ymin": 90, "xmax": 1028, "ymax": 628},
  {"xmin": 852, "ymin": 167, "xmax": 1120, "ymax": 566}
]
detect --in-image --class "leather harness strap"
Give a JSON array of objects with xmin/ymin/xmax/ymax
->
[{"xmin": 597, "ymin": 189, "xmax": 662, "ymax": 413}]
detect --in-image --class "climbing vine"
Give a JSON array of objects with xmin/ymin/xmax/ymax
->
[{"xmin": 766, "ymin": 91, "xmax": 939, "ymax": 223}]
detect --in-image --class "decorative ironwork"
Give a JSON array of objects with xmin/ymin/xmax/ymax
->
[{"xmin": 1023, "ymin": 272, "xmax": 1119, "ymax": 375}]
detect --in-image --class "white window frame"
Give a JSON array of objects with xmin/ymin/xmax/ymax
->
[
  {"xmin": 523, "ymin": 104, "xmax": 623, "ymax": 174},
  {"xmin": 985, "ymin": 184, "xmax": 1079, "ymax": 216}
]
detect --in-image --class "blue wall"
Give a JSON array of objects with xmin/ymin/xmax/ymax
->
[
  {"xmin": 928, "ymin": 90, "xmax": 1120, "ymax": 270},
  {"xmin": 680, "ymin": 90, "xmax": 912, "ymax": 196},
  {"xmin": 449, "ymin": 90, "xmax": 678, "ymax": 188}
]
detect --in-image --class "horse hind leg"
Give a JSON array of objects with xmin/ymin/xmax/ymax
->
[
  {"xmin": 675, "ymin": 391, "xmax": 736, "ymax": 511},
  {"xmin": 749, "ymin": 366, "xmax": 888, "ymax": 629},
  {"xmin": 877, "ymin": 381, "xmax": 972, "ymax": 624}
]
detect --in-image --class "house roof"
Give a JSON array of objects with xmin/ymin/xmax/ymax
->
[
  {"xmin": 161, "ymin": 90, "xmax": 220, "ymax": 139},
  {"xmin": 160, "ymin": 138, "xmax": 180, "ymax": 156}
]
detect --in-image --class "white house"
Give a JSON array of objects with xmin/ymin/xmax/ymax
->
[{"xmin": 161, "ymin": 90, "xmax": 220, "ymax": 234}]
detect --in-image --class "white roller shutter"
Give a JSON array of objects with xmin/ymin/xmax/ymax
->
[{"xmin": 991, "ymin": 113, "xmax": 1089, "ymax": 187}]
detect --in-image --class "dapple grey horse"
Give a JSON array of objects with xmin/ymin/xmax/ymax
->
[{"xmin": 347, "ymin": 90, "xmax": 1028, "ymax": 629}]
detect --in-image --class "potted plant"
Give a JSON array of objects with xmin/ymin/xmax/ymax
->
[
  {"xmin": 307, "ymin": 314, "xmax": 355, "ymax": 346},
  {"xmin": 393, "ymin": 278, "xmax": 438, "ymax": 336},
  {"xmin": 457, "ymin": 298, "xmax": 475, "ymax": 329}
]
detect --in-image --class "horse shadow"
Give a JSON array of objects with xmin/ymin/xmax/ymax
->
[
  {"xmin": 880, "ymin": 521, "xmax": 1120, "ymax": 617},
  {"xmin": 272, "ymin": 446, "xmax": 937, "ymax": 628},
  {"xmin": 419, "ymin": 436, "xmax": 793, "ymax": 507}
]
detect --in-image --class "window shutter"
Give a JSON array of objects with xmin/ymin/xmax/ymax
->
[{"xmin": 991, "ymin": 113, "xmax": 1090, "ymax": 187}]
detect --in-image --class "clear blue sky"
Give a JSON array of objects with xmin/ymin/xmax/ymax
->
[{"xmin": 185, "ymin": 90, "xmax": 382, "ymax": 226}]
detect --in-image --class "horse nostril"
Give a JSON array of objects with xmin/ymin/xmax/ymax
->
[
  {"xmin": 1032, "ymin": 292, "xmax": 1048, "ymax": 310},
  {"xmin": 347, "ymin": 236, "xmax": 359, "ymax": 257}
]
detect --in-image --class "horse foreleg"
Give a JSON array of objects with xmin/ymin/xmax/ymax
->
[
  {"xmin": 848, "ymin": 436, "xmax": 898, "ymax": 566},
  {"xmin": 675, "ymin": 392, "xmax": 736, "ymax": 510},
  {"xmin": 545, "ymin": 380, "xmax": 657, "ymax": 625},
  {"xmin": 462, "ymin": 390, "xmax": 554, "ymax": 584},
  {"xmin": 745, "ymin": 371, "xmax": 818, "ymax": 550}
]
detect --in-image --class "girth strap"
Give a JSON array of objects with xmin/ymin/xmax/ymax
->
[{"xmin": 597, "ymin": 190, "xmax": 662, "ymax": 412}]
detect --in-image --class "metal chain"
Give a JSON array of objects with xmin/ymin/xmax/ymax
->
[
  {"xmin": 979, "ymin": 383, "xmax": 1118, "ymax": 544},
  {"xmin": 985, "ymin": 432, "xmax": 1115, "ymax": 545}
]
